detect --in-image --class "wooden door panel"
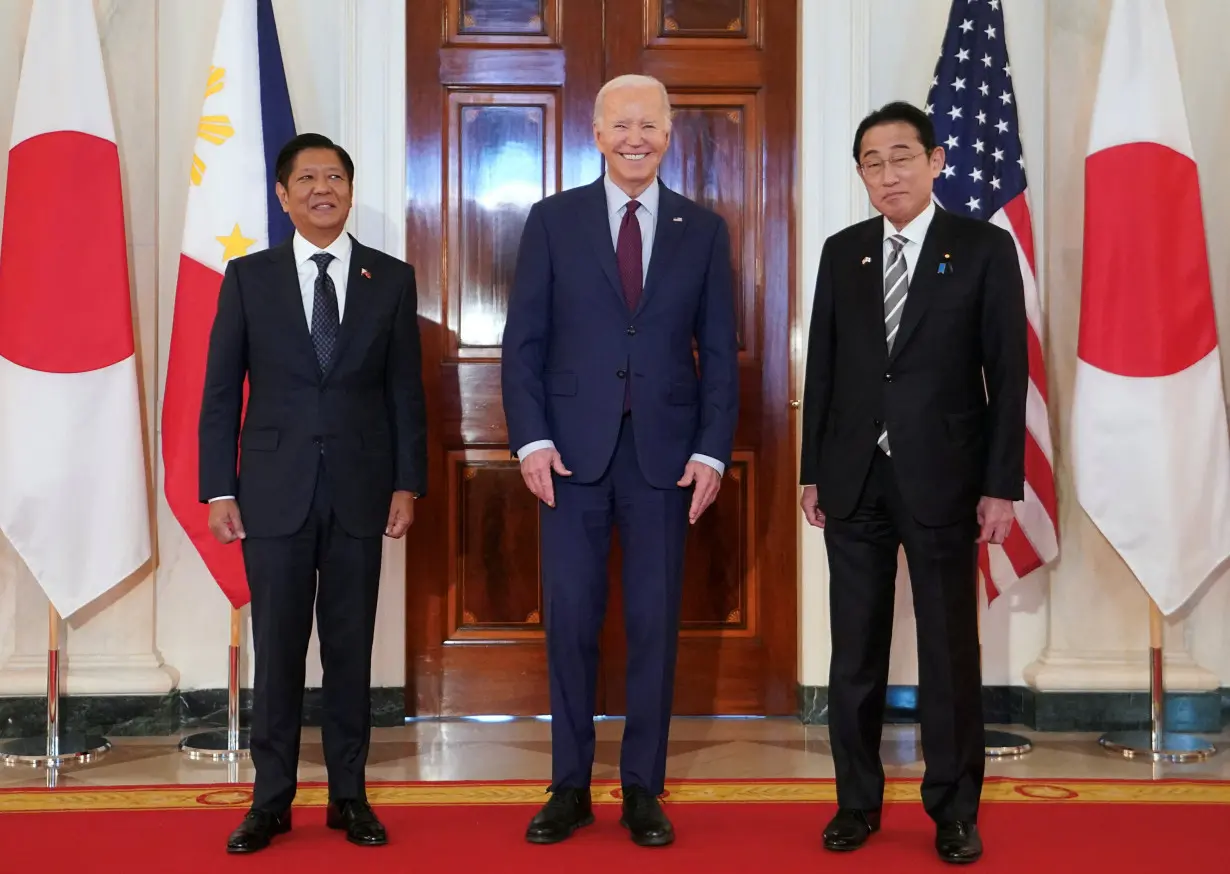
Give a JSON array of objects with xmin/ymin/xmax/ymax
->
[
  {"xmin": 600, "ymin": 0, "xmax": 796, "ymax": 716},
  {"xmin": 406, "ymin": 0, "xmax": 795, "ymax": 717}
]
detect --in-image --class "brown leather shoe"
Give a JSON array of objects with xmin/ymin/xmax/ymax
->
[{"xmin": 226, "ymin": 808, "xmax": 291, "ymax": 854}]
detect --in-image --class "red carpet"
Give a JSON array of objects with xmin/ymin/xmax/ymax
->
[{"xmin": 1, "ymin": 779, "xmax": 1223, "ymax": 872}]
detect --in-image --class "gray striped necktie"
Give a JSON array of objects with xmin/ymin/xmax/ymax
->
[{"xmin": 878, "ymin": 234, "xmax": 908, "ymax": 455}]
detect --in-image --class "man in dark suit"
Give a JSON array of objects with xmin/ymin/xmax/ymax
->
[
  {"xmin": 199, "ymin": 133, "xmax": 426, "ymax": 854},
  {"xmin": 502, "ymin": 73, "xmax": 738, "ymax": 848},
  {"xmin": 799, "ymin": 102, "xmax": 1027, "ymax": 865}
]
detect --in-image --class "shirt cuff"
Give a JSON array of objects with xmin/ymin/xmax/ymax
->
[
  {"xmin": 516, "ymin": 440, "xmax": 555, "ymax": 461},
  {"xmin": 689, "ymin": 453, "xmax": 725, "ymax": 476},
  {"xmin": 208, "ymin": 496, "xmax": 235, "ymax": 502}
]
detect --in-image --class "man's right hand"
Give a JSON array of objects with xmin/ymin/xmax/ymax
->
[
  {"xmin": 519, "ymin": 447, "xmax": 572, "ymax": 508},
  {"xmin": 800, "ymin": 485, "xmax": 825, "ymax": 528},
  {"xmin": 208, "ymin": 499, "xmax": 246, "ymax": 544}
]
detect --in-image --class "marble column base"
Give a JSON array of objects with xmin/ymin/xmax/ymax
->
[
  {"xmin": 1023, "ymin": 648, "xmax": 1220, "ymax": 692},
  {"xmin": 0, "ymin": 652, "xmax": 178, "ymax": 696}
]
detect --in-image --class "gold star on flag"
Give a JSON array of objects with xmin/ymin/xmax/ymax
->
[{"xmin": 216, "ymin": 223, "xmax": 256, "ymax": 262}]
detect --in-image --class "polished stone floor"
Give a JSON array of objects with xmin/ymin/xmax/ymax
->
[{"xmin": 3, "ymin": 719, "xmax": 1230, "ymax": 788}]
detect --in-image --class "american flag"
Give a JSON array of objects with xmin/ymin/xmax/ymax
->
[{"xmin": 926, "ymin": 0, "xmax": 1059, "ymax": 601}]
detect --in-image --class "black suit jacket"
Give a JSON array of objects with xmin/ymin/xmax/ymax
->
[
  {"xmin": 198, "ymin": 235, "xmax": 427, "ymax": 538},
  {"xmin": 799, "ymin": 207, "xmax": 1028, "ymax": 526}
]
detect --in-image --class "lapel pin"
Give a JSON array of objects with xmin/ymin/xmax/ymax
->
[
  {"xmin": 672, "ymin": 216, "xmax": 683, "ymax": 222},
  {"xmin": 861, "ymin": 256, "xmax": 872, "ymax": 265},
  {"xmin": 360, "ymin": 268, "xmax": 372, "ymax": 279}
]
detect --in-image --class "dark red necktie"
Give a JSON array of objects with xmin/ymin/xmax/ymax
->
[
  {"xmin": 616, "ymin": 200, "xmax": 642, "ymax": 311},
  {"xmin": 616, "ymin": 201, "xmax": 641, "ymax": 410}
]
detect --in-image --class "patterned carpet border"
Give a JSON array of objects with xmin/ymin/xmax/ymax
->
[{"xmin": 3, "ymin": 778, "xmax": 1230, "ymax": 813}]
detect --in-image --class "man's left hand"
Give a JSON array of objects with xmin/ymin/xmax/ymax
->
[
  {"xmin": 386, "ymin": 490, "xmax": 415, "ymax": 538},
  {"xmin": 678, "ymin": 461, "xmax": 721, "ymax": 525},
  {"xmin": 976, "ymin": 496, "xmax": 1014, "ymax": 544}
]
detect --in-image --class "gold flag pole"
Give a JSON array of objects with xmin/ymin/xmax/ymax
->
[
  {"xmin": 179, "ymin": 607, "xmax": 251, "ymax": 761},
  {"xmin": 1098, "ymin": 599, "xmax": 1214, "ymax": 762}
]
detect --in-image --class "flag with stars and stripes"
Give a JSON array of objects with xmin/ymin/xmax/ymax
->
[{"xmin": 925, "ymin": 0, "xmax": 1059, "ymax": 602}]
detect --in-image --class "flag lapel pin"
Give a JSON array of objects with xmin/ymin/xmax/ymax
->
[
  {"xmin": 360, "ymin": 267, "xmax": 372, "ymax": 279},
  {"xmin": 861, "ymin": 256, "xmax": 872, "ymax": 265},
  {"xmin": 672, "ymin": 216, "xmax": 683, "ymax": 222}
]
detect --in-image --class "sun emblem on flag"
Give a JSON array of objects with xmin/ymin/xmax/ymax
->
[{"xmin": 190, "ymin": 67, "xmax": 235, "ymax": 186}]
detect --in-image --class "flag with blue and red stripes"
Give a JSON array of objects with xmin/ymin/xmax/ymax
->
[{"xmin": 926, "ymin": 0, "xmax": 1059, "ymax": 600}]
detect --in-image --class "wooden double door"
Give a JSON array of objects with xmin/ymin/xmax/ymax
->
[{"xmin": 403, "ymin": 0, "xmax": 797, "ymax": 717}]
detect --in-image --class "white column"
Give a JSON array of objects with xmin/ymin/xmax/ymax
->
[
  {"xmin": 796, "ymin": 0, "xmax": 872, "ymax": 687},
  {"xmin": 341, "ymin": 0, "xmax": 408, "ymax": 688}
]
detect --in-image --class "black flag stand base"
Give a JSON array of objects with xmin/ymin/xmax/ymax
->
[
  {"xmin": 1099, "ymin": 601, "xmax": 1215, "ymax": 763},
  {"xmin": 179, "ymin": 608, "xmax": 251, "ymax": 761},
  {"xmin": 0, "ymin": 605, "xmax": 111, "ymax": 772}
]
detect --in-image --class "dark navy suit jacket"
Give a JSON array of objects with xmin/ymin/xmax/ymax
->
[{"xmin": 502, "ymin": 177, "xmax": 739, "ymax": 489}]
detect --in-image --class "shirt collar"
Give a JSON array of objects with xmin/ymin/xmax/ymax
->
[
  {"xmin": 293, "ymin": 229, "xmax": 352, "ymax": 267},
  {"xmin": 883, "ymin": 199, "xmax": 936, "ymax": 247},
  {"xmin": 604, "ymin": 174, "xmax": 659, "ymax": 220}
]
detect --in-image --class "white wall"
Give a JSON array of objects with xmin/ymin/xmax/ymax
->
[{"xmin": 2, "ymin": 0, "xmax": 1230, "ymax": 700}]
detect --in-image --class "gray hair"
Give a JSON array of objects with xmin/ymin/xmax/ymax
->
[{"xmin": 592, "ymin": 74, "xmax": 672, "ymax": 131}]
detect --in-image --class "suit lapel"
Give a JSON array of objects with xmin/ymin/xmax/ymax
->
[
  {"xmin": 268, "ymin": 240, "xmax": 319, "ymax": 373},
  {"xmin": 888, "ymin": 207, "xmax": 950, "ymax": 363},
  {"xmin": 581, "ymin": 178, "xmax": 624, "ymax": 304},
  {"xmin": 857, "ymin": 220, "xmax": 890, "ymax": 363},
  {"xmin": 323, "ymin": 235, "xmax": 369, "ymax": 381},
  {"xmin": 639, "ymin": 180, "xmax": 684, "ymax": 317}
]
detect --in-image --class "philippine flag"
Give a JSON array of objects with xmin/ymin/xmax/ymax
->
[
  {"xmin": 161, "ymin": 0, "xmax": 295, "ymax": 609},
  {"xmin": 0, "ymin": 0, "xmax": 152, "ymax": 619}
]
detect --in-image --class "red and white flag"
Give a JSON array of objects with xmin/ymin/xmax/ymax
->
[
  {"xmin": 161, "ymin": 0, "xmax": 295, "ymax": 609},
  {"xmin": 1073, "ymin": 0, "xmax": 1230, "ymax": 615},
  {"xmin": 0, "ymin": 0, "xmax": 151, "ymax": 617}
]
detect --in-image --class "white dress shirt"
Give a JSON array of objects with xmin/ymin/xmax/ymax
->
[
  {"xmin": 516, "ymin": 175, "xmax": 724, "ymax": 476},
  {"xmin": 209, "ymin": 230, "xmax": 353, "ymax": 502},
  {"xmin": 884, "ymin": 199, "xmax": 935, "ymax": 285},
  {"xmin": 294, "ymin": 228, "xmax": 352, "ymax": 325}
]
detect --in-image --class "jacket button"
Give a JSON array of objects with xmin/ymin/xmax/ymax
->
[
  {"xmin": 883, "ymin": 372, "xmax": 893, "ymax": 382},
  {"xmin": 617, "ymin": 369, "xmax": 627, "ymax": 378}
]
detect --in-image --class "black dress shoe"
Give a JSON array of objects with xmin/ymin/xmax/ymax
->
[
  {"xmin": 525, "ymin": 787, "xmax": 594, "ymax": 844},
  {"xmin": 935, "ymin": 821, "xmax": 982, "ymax": 864},
  {"xmin": 822, "ymin": 808, "xmax": 881, "ymax": 851},
  {"xmin": 326, "ymin": 799, "xmax": 388, "ymax": 846},
  {"xmin": 226, "ymin": 808, "xmax": 291, "ymax": 854},
  {"xmin": 619, "ymin": 786, "xmax": 674, "ymax": 847}
]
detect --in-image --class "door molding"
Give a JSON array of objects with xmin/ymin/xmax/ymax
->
[{"xmin": 344, "ymin": 0, "xmax": 876, "ymax": 700}]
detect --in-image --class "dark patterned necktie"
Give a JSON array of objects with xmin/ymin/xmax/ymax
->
[
  {"xmin": 616, "ymin": 200, "xmax": 642, "ymax": 311},
  {"xmin": 310, "ymin": 252, "xmax": 339, "ymax": 373}
]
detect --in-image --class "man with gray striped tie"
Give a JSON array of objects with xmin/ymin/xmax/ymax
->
[{"xmin": 798, "ymin": 101, "xmax": 1028, "ymax": 866}]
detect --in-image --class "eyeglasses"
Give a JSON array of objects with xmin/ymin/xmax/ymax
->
[{"xmin": 858, "ymin": 150, "xmax": 927, "ymax": 177}]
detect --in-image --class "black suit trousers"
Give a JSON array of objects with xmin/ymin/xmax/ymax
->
[
  {"xmin": 824, "ymin": 450, "xmax": 984, "ymax": 823},
  {"xmin": 242, "ymin": 457, "xmax": 383, "ymax": 813}
]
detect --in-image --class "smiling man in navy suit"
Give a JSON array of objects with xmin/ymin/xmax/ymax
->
[
  {"xmin": 502, "ymin": 73, "xmax": 739, "ymax": 848},
  {"xmin": 199, "ymin": 133, "xmax": 426, "ymax": 854}
]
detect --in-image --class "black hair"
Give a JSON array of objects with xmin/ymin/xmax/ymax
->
[
  {"xmin": 274, "ymin": 133, "xmax": 354, "ymax": 189},
  {"xmin": 852, "ymin": 101, "xmax": 938, "ymax": 162}
]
